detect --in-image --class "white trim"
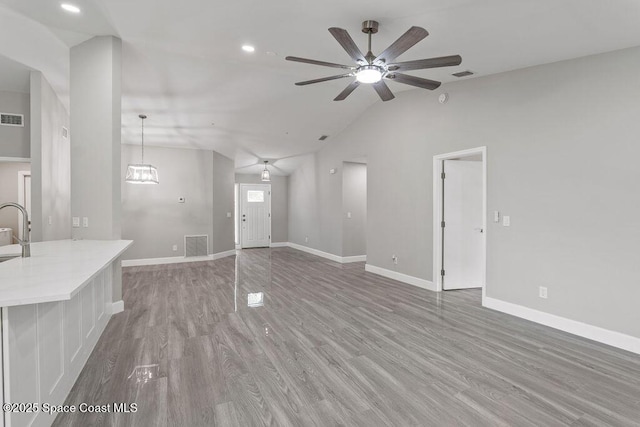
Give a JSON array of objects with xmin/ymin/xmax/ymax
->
[
  {"xmin": 122, "ymin": 249, "xmax": 236, "ymax": 267},
  {"xmin": 0, "ymin": 157, "xmax": 30, "ymax": 163},
  {"xmin": 365, "ymin": 264, "xmax": 436, "ymax": 291},
  {"xmin": 270, "ymin": 242, "xmax": 288, "ymax": 248},
  {"xmin": 433, "ymin": 146, "xmax": 487, "ymax": 296},
  {"xmin": 483, "ymin": 297, "xmax": 640, "ymax": 355},
  {"xmin": 18, "ymin": 170, "xmax": 30, "ymax": 241},
  {"xmin": 286, "ymin": 242, "xmax": 365, "ymax": 264},
  {"xmin": 111, "ymin": 300, "xmax": 125, "ymax": 314},
  {"xmin": 342, "ymin": 255, "xmax": 366, "ymax": 263}
]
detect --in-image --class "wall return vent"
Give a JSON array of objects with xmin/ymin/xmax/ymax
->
[
  {"xmin": 0, "ymin": 113, "xmax": 24, "ymax": 127},
  {"xmin": 184, "ymin": 235, "xmax": 208, "ymax": 257}
]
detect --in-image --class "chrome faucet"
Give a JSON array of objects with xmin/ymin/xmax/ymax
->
[{"xmin": 0, "ymin": 202, "xmax": 30, "ymax": 257}]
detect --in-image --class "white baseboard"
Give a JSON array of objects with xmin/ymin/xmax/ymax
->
[
  {"xmin": 365, "ymin": 264, "xmax": 436, "ymax": 291},
  {"xmin": 270, "ymin": 242, "xmax": 288, "ymax": 248},
  {"xmin": 287, "ymin": 242, "xmax": 366, "ymax": 264},
  {"xmin": 122, "ymin": 249, "xmax": 236, "ymax": 267},
  {"xmin": 111, "ymin": 300, "xmax": 124, "ymax": 314},
  {"xmin": 483, "ymin": 296, "xmax": 640, "ymax": 355},
  {"xmin": 342, "ymin": 255, "xmax": 367, "ymax": 263}
]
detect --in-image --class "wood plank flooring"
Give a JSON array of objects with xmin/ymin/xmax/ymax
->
[{"xmin": 53, "ymin": 248, "xmax": 640, "ymax": 426}]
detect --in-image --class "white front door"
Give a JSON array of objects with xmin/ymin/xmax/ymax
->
[
  {"xmin": 240, "ymin": 184, "xmax": 271, "ymax": 248},
  {"xmin": 442, "ymin": 160, "xmax": 483, "ymax": 290}
]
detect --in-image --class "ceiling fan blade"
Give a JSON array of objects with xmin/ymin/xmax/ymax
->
[
  {"xmin": 387, "ymin": 73, "xmax": 441, "ymax": 90},
  {"xmin": 285, "ymin": 56, "xmax": 355, "ymax": 70},
  {"xmin": 388, "ymin": 55, "xmax": 462, "ymax": 71},
  {"xmin": 334, "ymin": 81, "xmax": 360, "ymax": 101},
  {"xmin": 372, "ymin": 80, "xmax": 395, "ymax": 102},
  {"xmin": 295, "ymin": 73, "xmax": 353, "ymax": 86},
  {"xmin": 328, "ymin": 27, "xmax": 367, "ymax": 63},
  {"xmin": 374, "ymin": 26, "xmax": 429, "ymax": 64}
]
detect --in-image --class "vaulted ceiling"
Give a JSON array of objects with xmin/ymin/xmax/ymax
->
[{"xmin": 2, "ymin": 0, "xmax": 640, "ymax": 174}]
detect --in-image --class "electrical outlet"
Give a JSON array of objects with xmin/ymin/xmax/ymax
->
[
  {"xmin": 392, "ymin": 255, "xmax": 398, "ymax": 265},
  {"xmin": 305, "ymin": 236, "xmax": 309, "ymax": 243},
  {"xmin": 172, "ymin": 245, "xmax": 178, "ymax": 251},
  {"xmin": 539, "ymin": 286, "xmax": 548, "ymax": 299},
  {"xmin": 226, "ymin": 212, "xmax": 232, "ymax": 218},
  {"xmin": 72, "ymin": 217, "xmax": 80, "ymax": 228},
  {"xmin": 503, "ymin": 216, "xmax": 511, "ymax": 227},
  {"xmin": 82, "ymin": 217, "xmax": 89, "ymax": 228}
]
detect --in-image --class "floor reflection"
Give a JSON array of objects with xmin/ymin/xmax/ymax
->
[{"xmin": 234, "ymin": 248, "xmax": 272, "ymax": 313}]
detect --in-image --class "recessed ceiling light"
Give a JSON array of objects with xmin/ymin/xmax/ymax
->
[
  {"xmin": 60, "ymin": 3, "xmax": 81, "ymax": 13},
  {"xmin": 242, "ymin": 45, "xmax": 255, "ymax": 53}
]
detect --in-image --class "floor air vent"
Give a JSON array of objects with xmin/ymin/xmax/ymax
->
[
  {"xmin": 1, "ymin": 113, "xmax": 24, "ymax": 127},
  {"xmin": 184, "ymin": 235, "xmax": 208, "ymax": 257}
]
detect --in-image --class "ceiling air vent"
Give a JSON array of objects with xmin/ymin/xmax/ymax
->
[
  {"xmin": 0, "ymin": 113, "xmax": 24, "ymax": 127},
  {"xmin": 318, "ymin": 135, "xmax": 329, "ymax": 141},
  {"xmin": 452, "ymin": 71, "xmax": 474, "ymax": 78}
]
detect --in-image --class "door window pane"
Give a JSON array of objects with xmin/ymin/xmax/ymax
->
[{"xmin": 247, "ymin": 190, "xmax": 264, "ymax": 202}]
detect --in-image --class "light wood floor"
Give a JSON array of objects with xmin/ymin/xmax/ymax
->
[{"xmin": 54, "ymin": 247, "xmax": 640, "ymax": 426}]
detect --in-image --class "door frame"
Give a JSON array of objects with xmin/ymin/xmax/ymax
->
[
  {"xmin": 17, "ymin": 170, "xmax": 31, "ymax": 241},
  {"xmin": 432, "ymin": 146, "xmax": 487, "ymax": 300},
  {"xmin": 239, "ymin": 183, "xmax": 272, "ymax": 249}
]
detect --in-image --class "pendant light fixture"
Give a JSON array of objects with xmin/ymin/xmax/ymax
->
[
  {"xmin": 125, "ymin": 114, "xmax": 159, "ymax": 184},
  {"xmin": 261, "ymin": 160, "xmax": 271, "ymax": 182}
]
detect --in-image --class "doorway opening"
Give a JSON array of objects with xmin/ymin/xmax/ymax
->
[
  {"xmin": 238, "ymin": 183, "xmax": 271, "ymax": 249},
  {"xmin": 433, "ymin": 147, "xmax": 487, "ymax": 299}
]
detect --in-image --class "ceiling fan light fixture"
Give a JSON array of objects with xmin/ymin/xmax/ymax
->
[
  {"xmin": 261, "ymin": 161, "xmax": 271, "ymax": 182},
  {"xmin": 355, "ymin": 65, "xmax": 383, "ymax": 84}
]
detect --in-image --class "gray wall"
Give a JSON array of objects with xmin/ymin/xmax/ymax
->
[
  {"xmin": 235, "ymin": 173, "xmax": 289, "ymax": 243},
  {"xmin": 287, "ymin": 46, "xmax": 640, "ymax": 339},
  {"xmin": 342, "ymin": 162, "xmax": 366, "ymax": 257},
  {"xmin": 212, "ymin": 152, "xmax": 235, "ymax": 254},
  {"xmin": 0, "ymin": 91, "xmax": 30, "ymax": 158},
  {"xmin": 0, "ymin": 162, "xmax": 30, "ymax": 234},
  {"xmin": 70, "ymin": 36, "xmax": 122, "ymax": 241},
  {"xmin": 30, "ymin": 71, "xmax": 71, "ymax": 242},
  {"xmin": 122, "ymin": 146, "xmax": 235, "ymax": 260}
]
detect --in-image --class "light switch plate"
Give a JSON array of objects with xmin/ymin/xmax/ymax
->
[
  {"xmin": 347, "ymin": 212, "xmax": 352, "ymax": 219},
  {"xmin": 48, "ymin": 216, "xmax": 52, "ymax": 225},
  {"xmin": 539, "ymin": 286, "xmax": 548, "ymax": 299},
  {"xmin": 82, "ymin": 217, "xmax": 89, "ymax": 228},
  {"xmin": 503, "ymin": 216, "xmax": 510, "ymax": 227},
  {"xmin": 226, "ymin": 212, "xmax": 232, "ymax": 218},
  {"xmin": 493, "ymin": 211, "xmax": 500, "ymax": 223},
  {"xmin": 72, "ymin": 217, "xmax": 80, "ymax": 228}
]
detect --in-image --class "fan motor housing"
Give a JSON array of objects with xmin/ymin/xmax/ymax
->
[{"xmin": 361, "ymin": 20, "xmax": 379, "ymax": 34}]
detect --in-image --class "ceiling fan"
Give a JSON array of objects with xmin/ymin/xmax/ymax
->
[{"xmin": 286, "ymin": 20, "xmax": 462, "ymax": 102}]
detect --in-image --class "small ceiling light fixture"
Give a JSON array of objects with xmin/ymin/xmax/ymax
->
[
  {"xmin": 60, "ymin": 3, "xmax": 81, "ymax": 13},
  {"xmin": 242, "ymin": 45, "xmax": 255, "ymax": 53},
  {"xmin": 125, "ymin": 114, "xmax": 159, "ymax": 184},
  {"xmin": 261, "ymin": 161, "xmax": 271, "ymax": 182},
  {"xmin": 355, "ymin": 65, "xmax": 383, "ymax": 84}
]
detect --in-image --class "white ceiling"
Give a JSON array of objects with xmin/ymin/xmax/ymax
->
[
  {"xmin": 2, "ymin": 0, "xmax": 640, "ymax": 174},
  {"xmin": 0, "ymin": 55, "xmax": 31, "ymax": 94}
]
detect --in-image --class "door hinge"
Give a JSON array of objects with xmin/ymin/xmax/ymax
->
[
  {"xmin": 441, "ymin": 269, "xmax": 445, "ymax": 276},
  {"xmin": 441, "ymin": 172, "xmax": 445, "ymax": 179},
  {"xmin": 441, "ymin": 221, "xmax": 446, "ymax": 228}
]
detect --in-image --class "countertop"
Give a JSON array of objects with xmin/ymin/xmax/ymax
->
[{"xmin": 0, "ymin": 239, "xmax": 132, "ymax": 307}]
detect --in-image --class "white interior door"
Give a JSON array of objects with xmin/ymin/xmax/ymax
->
[
  {"xmin": 240, "ymin": 184, "xmax": 271, "ymax": 248},
  {"xmin": 18, "ymin": 172, "xmax": 31, "ymax": 241},
  {"xmin": 443, "ymin": 160, "xmax": 483, "ymax": 290}
]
